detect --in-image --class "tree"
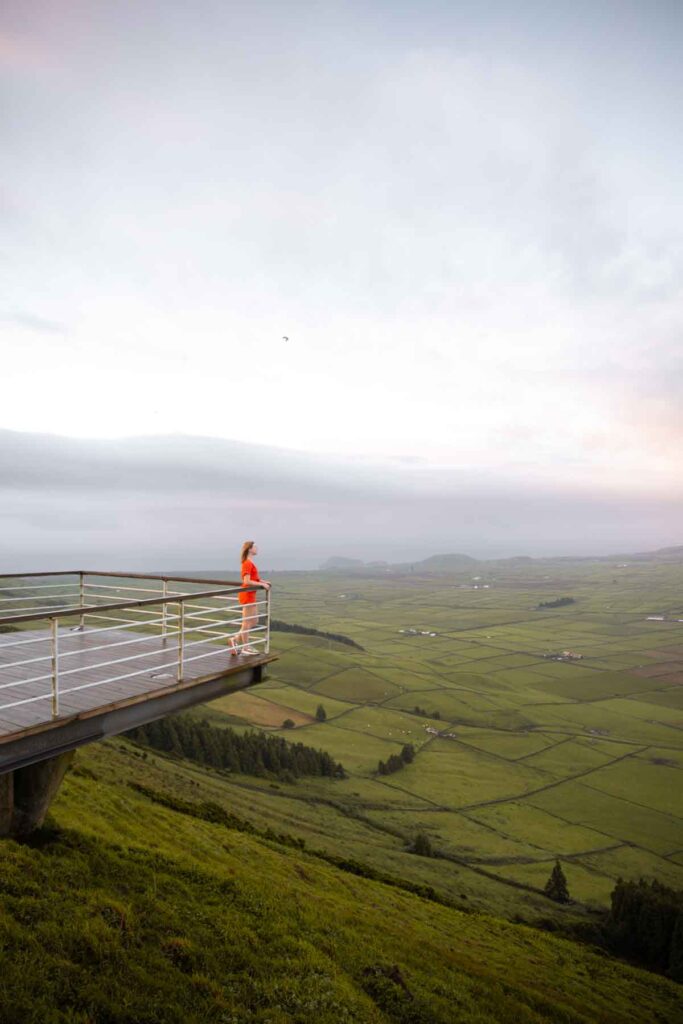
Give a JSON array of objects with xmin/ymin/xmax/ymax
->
[
  {"xmin": 668, "ymin": 912, "xmax": 683, "ymax": 982},
  {"xmin": 315, "ymin": 704, "xmax": 327, "ymax": 722},
  {"xmin": 544, "ymin": 860, "xmax": 571, "ymax": 903},
  {"xmin": 282, "ymin": 719, "xmax": 296, "ymax": 729},
  {"xmin": 400, "ymin": 743, "xmax": 415, "ymax": 764}
]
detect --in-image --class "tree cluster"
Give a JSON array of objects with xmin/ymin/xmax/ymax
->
[
  {"xmin": 377, "ymin": 743, "xmax": 415, "ymax": 776},
  {"xmin": 270, "ymin": 618, "xmax": 364, "ymax": 650},
  {"xmin": 607, "ymin": 877, "xmax": 683, "ymax": 981},
  {"xmin": 411, "ymin": 706, "xmax": 441, "ymax": 720},
  {"xmin": 126, "ymin": 715, "xmax": 346, "ymax": 781},
  {"xmin": 537, "ymin": 597, "xmax": 576, "ymax": 609}
]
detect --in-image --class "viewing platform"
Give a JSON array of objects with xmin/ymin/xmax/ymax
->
[{"xmin": 0, "ymin": 571, "xmax": 275, "ymax": 835}]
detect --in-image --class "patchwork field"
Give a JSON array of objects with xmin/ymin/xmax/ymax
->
[
  {"xmin": 198, "ymin": 556, "xmax": 683, "ymax": 921},
  {"xmin": 210, "ymin": 690, "xmax": 315, "ymax": 728}
]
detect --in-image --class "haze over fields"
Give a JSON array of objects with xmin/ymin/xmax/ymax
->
[{"xmin": 1, "ymin": 428, "xmax": 681, "ymax": 570}]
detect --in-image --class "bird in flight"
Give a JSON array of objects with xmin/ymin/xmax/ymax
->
[{"xmin": 282, "ymin": 336, "xmax": 289, "ymax": 342}]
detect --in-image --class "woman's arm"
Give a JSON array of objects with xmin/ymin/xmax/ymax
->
[{"xmin": 242, "ymin": 572, "xmax": 271, "ymax": 591}]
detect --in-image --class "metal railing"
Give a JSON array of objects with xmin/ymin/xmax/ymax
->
[{"xmin": 0, "ymin": 571, "xmax": 271, "ymax": 721}]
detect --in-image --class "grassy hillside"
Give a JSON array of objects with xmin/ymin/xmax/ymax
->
[{"xmin": 1, "ymin": 738, "xmax": 682, "ymax": 1024}]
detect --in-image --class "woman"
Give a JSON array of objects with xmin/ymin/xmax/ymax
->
[{"xmin": 230, "ymin": 540, "xmax": 270, "ymax": 655}]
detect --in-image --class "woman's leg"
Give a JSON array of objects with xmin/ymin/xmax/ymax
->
[
  {"xmin": 241, "ymin": 607, "xmax": 259, "ymax": 651},
  {"xmin": 230, "ymin": 604, "xmax": 247, "ymax": 652},
  {"xmin": 245, "ymin": 606, "xmax": 258, "ymax": 648},
  {"xmin": 232, "ymin": 604, "xmax": 257, "ymax": 653}
]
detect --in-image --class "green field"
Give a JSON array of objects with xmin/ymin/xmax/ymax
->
[{"xmin": 208, "ymin": 556, "xmax": 683, "ymax": 917}]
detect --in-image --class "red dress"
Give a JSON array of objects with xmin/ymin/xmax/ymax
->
[{"xmin": 239, "ymin": 558, "xmax": 260, "ymax": 605}]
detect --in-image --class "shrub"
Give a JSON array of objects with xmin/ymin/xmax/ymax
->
[{"xmin": 410, "ymin": 833, "xmax": 433, "ymax": 858}]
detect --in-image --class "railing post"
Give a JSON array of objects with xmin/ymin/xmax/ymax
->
[
  {"xmin": 265, "ymin": 585, "xmax": 271, "ymax": 654},
  {"xmin": 162, "ymin": 579, "xmax": 168, "ymax": 637},
  {"xmin": 78, "ymin": 573, "xmax": 85, "ymax": 629},
  {"xmin": 177, "ymin": 601, "xmax": 185, "ymax": 681},
  {"xmin": 51, "ymin": 617, "xmax": 59, "ymax": 718}
]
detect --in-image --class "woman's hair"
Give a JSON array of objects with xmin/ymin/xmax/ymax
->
[{"xmin": 241, "ymin": 540, "xmax": 255, "ymax": 563}]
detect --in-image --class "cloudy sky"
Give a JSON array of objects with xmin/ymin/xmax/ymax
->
[{"xmin": 1, "ymin": 1, "xmax": 681, "ymax": 567}]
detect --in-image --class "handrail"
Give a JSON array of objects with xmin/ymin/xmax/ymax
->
[
  {"xmin": 0, "ymin": 571, "xmax": 82, "ymax": 579},
  {"xmin": 0, "ymin": 584, "xmax": 262, "ymax": 627},
  {"xmin": 81, "ymin": 570, "xmax": 245, "ymax": 587},
  {"xmin": 0, "ymin": 569, "xmax": 245, "ymax": 586}
]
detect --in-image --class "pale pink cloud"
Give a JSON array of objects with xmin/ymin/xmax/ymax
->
[{"xmin": 0, "ymin": 32, "xmax": 52, "ymax": 72}]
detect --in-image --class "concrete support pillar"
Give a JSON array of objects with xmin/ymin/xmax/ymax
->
[
  {"xmin": 0, "ymin": 750, "xmax": 75, "ymax": 837},
  {"xmin": 0, "ymin": 771, "xmax": 14, "ymax": 837}
]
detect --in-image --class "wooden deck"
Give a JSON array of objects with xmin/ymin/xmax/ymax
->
[{"xmin": 0, "ymin": 626, "xmax": 273, "ymax": 747}]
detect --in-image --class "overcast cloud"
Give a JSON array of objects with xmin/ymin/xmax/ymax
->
[
  {"xmin": 1, "ymin": 430, "xmax": 680, "ymax": 570},
  {"xmin": 0, "ymin": 1, "xmax": 681, "ymax": 567}
]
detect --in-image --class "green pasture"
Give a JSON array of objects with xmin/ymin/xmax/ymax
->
[
  {"xmin": 255, "ymin": 681, "xmax": 351, "ymax": 719},
  {"xmin": 434, "ymin": 669, "xmax": 503, "ymax": 691},
  {"xmin": 633, "ymin": 746, "xmax": 682, "ymax": 767},
  {"xmin": 579, "ymin": 844, "xmax": 683, "ymax": 894},
  {"xmin": 439, "ymin": 669, "xmax": 521, "ymax": 694},
  {"xmin": 313, "ymin": 667, "xmax": 401, "ymax": 702},
  {"xmin": 363, "ymin": 805, "xmax": 546, "ymax": 862},
  {"xmin": 268, "ymin": 650, "xmax": 351, "ymax": 687},
  {"xmin": 277, "ymin": 720, "xmax": 405, "ymax": 773},
  {"xmin": 523, "ymin": 660, "xmax": 602, "ymax": 683},
  {"xmin": 521, "ymin": 737, "xmax": 627, "ymax": 777},
  {"xmin": 478, "ymin": 666, "xmax": 574, "ymax": 693},
  {"xmin": 451, "ymin": 726, "xmax": 557, "ymax": 760},
  {"xmin": 467, "ymin": 800, "xmax": 620, "ymax": 856},
  {"xmin": 602, "ymin": 695, "xmax": 683, "ymax": 724},
  {"xmin": 382, "ymin": 742, "xmax": 550, "ymax": 807},
  {"xmin": 527, "ymin": 780, "xmax": 683, "ymax": 856},
  {"xmin": 584, "ymin": 756, "xmax": 683, "ymax": 818},
  {"xmin": 184, "ymin": 557, "xmax": 683, "ymax": 915},
  {"xmin": 530, "ymin": 701, "xmax": 683, "ymax": 746},
  {"xmin": 539, "ymin": 668, "xmax": 678, "ymax": 701},
  {"xmin": 328, "ymin": 705, "xmax": 441, "ymax": 747},
  {"xmin": 384, "ymin": 689, "xmax": 510, "ymax": 721},
  {"xmin": 370, "ymin": 665, "xmax": 453, "ymax": 690},
  {"xmin": 493, "ymin": 858, "xmax": 616, "ymax": 905}
]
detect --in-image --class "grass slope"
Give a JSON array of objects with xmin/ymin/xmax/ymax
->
[{"xmin": 1, "ymin": 739, "xmax": 682, "ymax": 1024}]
